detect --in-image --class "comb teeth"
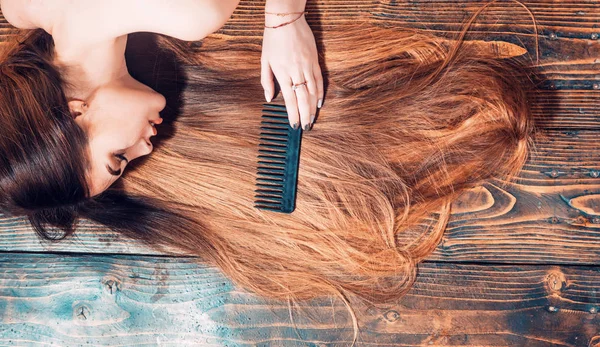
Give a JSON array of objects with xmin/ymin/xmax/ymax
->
[{"xmin": 255, "ymin": 103, "xmax": 302, "ymax": 213}]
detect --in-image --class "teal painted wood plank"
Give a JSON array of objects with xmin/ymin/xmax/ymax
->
[{"xmin": 1, "ymin": 253, "xmax": 600, "ymax": 346}]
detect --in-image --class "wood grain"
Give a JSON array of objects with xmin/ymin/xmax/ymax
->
[
  {"xmin": 224, "ymin": 1, "xmax": 600, "ymax": 36},
  {"xmin": 222, "ymin": 0, "xmax": 600, "ymax": 89},
  {"xmin": 1, "ymin": 253, "xmax": 599, "ymax": 346},
  {"xmin": 0, "ymin": 2, "xmax": 599, "ymax": 267},
  {"xmin": 531, "ymin": 90, "xmax": 600, "ymax": 129},
  {"xmin": 2, "ymin": 126, "xmax": 600, "ymax": 265},
  {"xmin": 0, "ymin": 1, "xmax": 599, "ymax": 345}
]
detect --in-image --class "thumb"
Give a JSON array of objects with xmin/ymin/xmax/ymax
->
[{"xmin": 261, "ymin": 59, "xmax": 275, "ymax": 102}]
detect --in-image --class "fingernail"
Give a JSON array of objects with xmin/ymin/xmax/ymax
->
[
  {"xmin": 292, "ymin": 122, "xmax": 299, "ymax": 130},
  {"xmin": 265, "ymin": 91, "xmax": 272, "ymax": 103},
  {"xmin": 303, "ymin": 123, "xmax": 311, "ymax": 131},
  {"xmin": 310, "ymin": 114, "xmax": 315, "ymax": 124},
  {"xmin": 317, "ymin": 99, "xmax": 323, "ymax": 108}
]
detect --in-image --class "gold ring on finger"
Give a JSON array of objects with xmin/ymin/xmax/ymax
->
[{"xmin": 292, "ymin": 81, "xmax": 307, "ymax": 91}]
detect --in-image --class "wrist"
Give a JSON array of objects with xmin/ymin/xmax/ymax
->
[
  {"xmin": 264, "ymin": 0, "xmax": 306, "ymax": 28},
  {"xmin": 264, "ymin": 12, "xmax": 305, "ymax": 29}
]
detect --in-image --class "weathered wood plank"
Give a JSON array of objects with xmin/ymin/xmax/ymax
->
[
  {"xmin": 1, "ymin": 133, "xmax": 599, "ymax": 265},
  {"xmin": 0, "ymin": 2, "xmax": 598, "ymax": 345},
  {"xmin": 531, "ymin": 90, "xmax": 600, "ymax": 129},
  {"xmin": 0, "ymin": 253, "xmax": 599, "ymax": 346},
  {"xmin": 3, "ymin": 126, "xmax": 600, "ymax": 265},
  {"xmin": 371, "ymin": 0, "xmax": 600, "ymax": 36},
  {"xmin": 225, "ymin": 0, "xmax": 600, "ymax": 99},
  {"xmin": 1, "ymin": 10, "xmax": 600, "ymax": 265},
  {"xmin": 519, "ymin": 130, "xmax": 600, "ymax": 184},
  {"xmin": 224, "ymin": 0, "xmax": 600, "ymax": 36},
  {"xmin": 2, "ymin": 1, "xmax": 599, "ymax": 66},
  {"xmin": 433, "ymin": 180, "xmax": 600, "ymax": 264}
]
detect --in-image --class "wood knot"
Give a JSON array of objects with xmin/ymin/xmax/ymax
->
[
  {"xmin": 101, "ymin": 275, "xmax": 121, "ymax": 295},
  {"xmin": 544, "ymin": 169, "xmax": 565, "ymax": 178},
  {"xmin": 74, "ymin": 305, "xmax": 90, "ymax": 321},
  {"xmin": 546, "ymin": 271, "xmax": 566, "ymax": 293},
  {"xmin": 383, "ymin": 310, "xmax": 400, "ymax": 322}
]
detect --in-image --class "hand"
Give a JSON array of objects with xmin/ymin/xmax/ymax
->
[{"xmin": 261, "ymin": 14, "xmax": 324, "ymax": 130}]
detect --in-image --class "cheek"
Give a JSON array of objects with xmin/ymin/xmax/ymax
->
[
  {"xmin": 105, "ymin": 113, "xmax": 144, "ymax": 142},
  {"xmin": 91, "ymin": 128, "xmax": 130, "ymax": 159},
  {"xmin": 117, "ymin": 104, "xmax": 149, "ymax": 133}
]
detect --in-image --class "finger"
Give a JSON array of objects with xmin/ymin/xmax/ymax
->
[
  {"xmin": 304, "ymin": 67, "xmax": 318, "ymax": 127},
  {"xmin": 314, "ymin": 62, "xmax": 324, "ymax": 108},
  {"xmin": 279, "ymin": 77, "xmax": 300, "ymax": 129},
  {"xmin": 292, "ymin": 75, "xmax": 312, "ymax": 131},
  {"xmin": 261, "ymin": 59, "xmax": 275, "ymax": 102}
]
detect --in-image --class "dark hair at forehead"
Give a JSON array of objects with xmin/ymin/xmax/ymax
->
[
  {"xmin": 0, "ymin": 28, "xmax": 91, "ymax": 236},
  {"xmin": 0, "ymin": 28, "xmax": 203, "ymax": 256}
]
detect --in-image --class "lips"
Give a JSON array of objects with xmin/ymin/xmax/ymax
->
[
  {"xmin": 148, "ymin": 122, "xmax": 157, "ymax": 136},
  {"xmin": 149, "ymin": 117, "xmax": 162, "ymax": 136}
]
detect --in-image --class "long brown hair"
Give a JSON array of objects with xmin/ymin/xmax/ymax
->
[
  {"xmin": 124, "ymin": 21, "xmax": 538, "ymax": 342},
  {"xmin": 1, "ymin": 11, "xmax": 538, "ymax": 345}
]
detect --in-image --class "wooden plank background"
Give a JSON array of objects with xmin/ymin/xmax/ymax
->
[{"xmin": 1, "ymin": 0, "xmax": 600, "ymax": 345}]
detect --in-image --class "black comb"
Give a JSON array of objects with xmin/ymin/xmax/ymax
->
[{"xmin": 254, "ymin": 103, "xmax": 302, "ymax": 213}]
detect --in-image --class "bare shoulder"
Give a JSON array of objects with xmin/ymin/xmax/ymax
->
[
  {"xmin": 1, "ymin": 0, "xmax": 239, "ymax": 61},
  {"xmin": 0, "ymin": 0, "xmax": 41, "ymax": 29},
  {"xmin": 54, "ymin": 0, "xmax": 239, "ymax": 45}
]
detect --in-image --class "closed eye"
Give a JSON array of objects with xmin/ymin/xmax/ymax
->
[{"xmin": 106, "ymin": 153, "xmax": 129, "ymax": 176}]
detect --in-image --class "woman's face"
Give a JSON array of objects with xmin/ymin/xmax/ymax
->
[{"xmin": 69, "ymin": 74, "xmax": 167, "ymax": 197}]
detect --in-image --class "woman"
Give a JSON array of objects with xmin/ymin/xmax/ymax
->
[
  {"xmin": 0, "ymin": 0, "xmax": 322, "ymax": 196},
  {"xmin": 0, "ymin": 0, "xmax": 537, "ymax": 343}
]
